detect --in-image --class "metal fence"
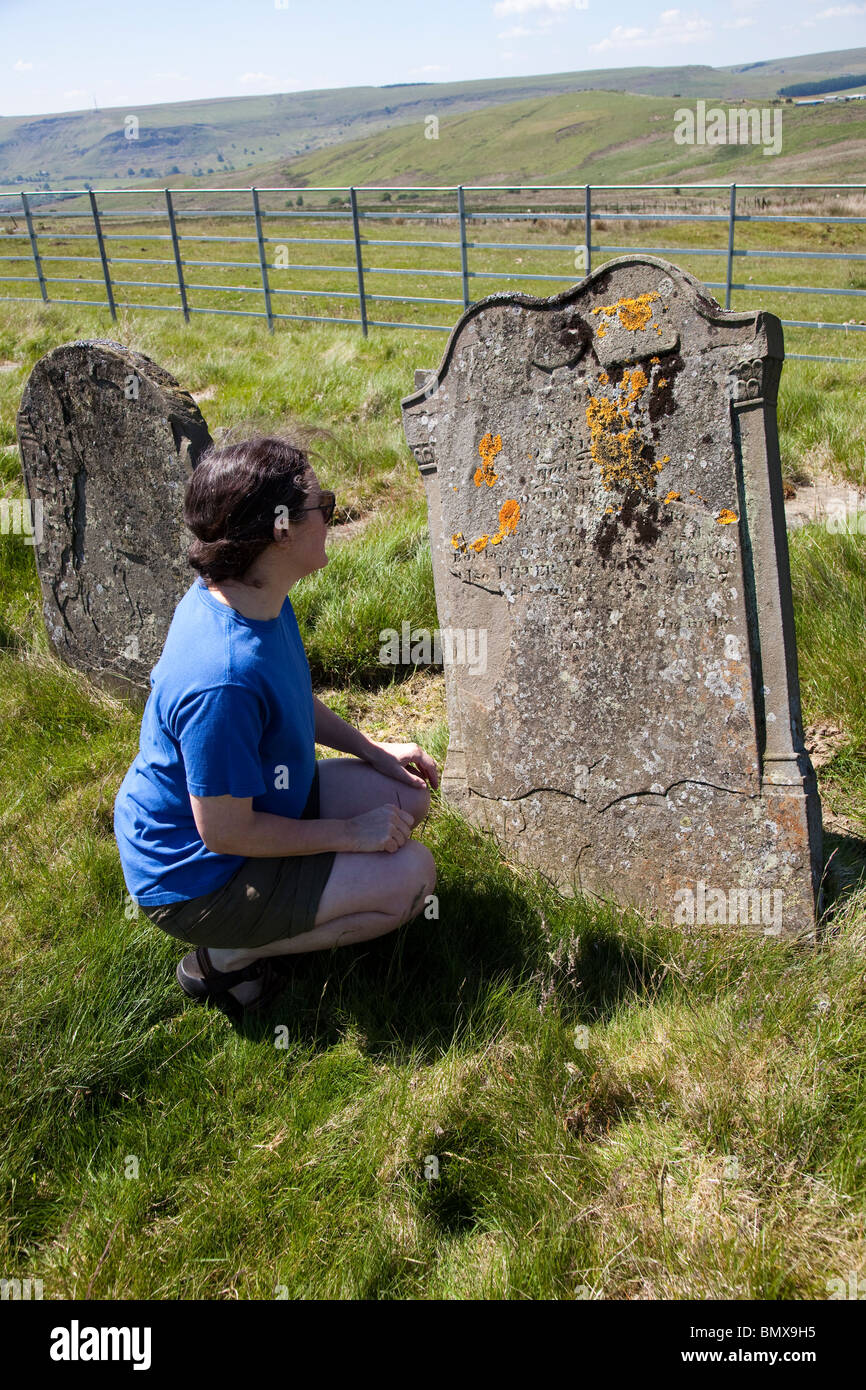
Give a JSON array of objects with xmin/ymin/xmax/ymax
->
[{"xmin": 1, "ymin": 182, "xmax": 864, "ymax": 362}]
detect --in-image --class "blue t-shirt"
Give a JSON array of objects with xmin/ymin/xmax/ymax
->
[{"xmin": 113, "ymin": 577, "xmax": 317, "ymax": 906}]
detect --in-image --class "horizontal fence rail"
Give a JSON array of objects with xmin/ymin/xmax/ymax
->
[{"xmin": 0, "ymin": 183, "xmax": 864, "ymax": 361}]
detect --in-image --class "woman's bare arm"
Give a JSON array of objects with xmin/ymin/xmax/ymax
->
[
  {"xmin": 313, "ymin": 694, "xmax": 378, "ymax": 759},
  {"xmin": 189, "ymin": 793, "xmax": 413, "ymax": 857}
]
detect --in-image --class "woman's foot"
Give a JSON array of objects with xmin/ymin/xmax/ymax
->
[
  {"xmin": 177, "ymin": 947, "xmax": 284, "ymax": 1015},
  {"xmin": 205, "ymin": 946, "xmax": 265, "ymax": 1005}
]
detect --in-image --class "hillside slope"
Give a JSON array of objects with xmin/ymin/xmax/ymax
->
[
  {"xmin": 1, "ymin": 47, "xmax": 864, "ymax": 188},
  {"xmin": 261, "ymin": 89, "xmax": 866, "ymax": 190}
]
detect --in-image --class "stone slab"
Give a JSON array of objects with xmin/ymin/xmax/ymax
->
[
  {"xmin": 17, "ymin": 339, "xmax": 211, "ymax": 698},
  {"xmin": 401, "ymin": 255, "xmax": 823, "ymax": 936}
]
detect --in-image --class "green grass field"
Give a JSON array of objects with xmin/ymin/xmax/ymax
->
[
  {"xmin": 1, "ymin": 299, "xmax": 865, "ymax": 1299},
  {"xmin": 3, "ymin": 79, "xmax": 865, "ymax": 381},
  {"xmin": 1, "ymin": 189, "xmax": 864, "ymax": 370}
]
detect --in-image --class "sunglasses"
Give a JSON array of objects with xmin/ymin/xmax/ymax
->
[{"xmin": 299, "ymin": 489, "xmax": 336, "ymax": 524}]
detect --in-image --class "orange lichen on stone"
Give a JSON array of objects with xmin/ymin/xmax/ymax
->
[
  {"xmin": 588, "ymin": 393, "xmax": 629, "ymax": 434},
  {"xmin": 717, "ymin": 509, "xmax": 738, "ymax": 525},
  {"xmin": 592, "ymin": 421, "xmax": 653, "ymax": 494},
  {"xmin": 598, "ymin": 372, "xmax": 609, "ymax": 385},
  {"xmin": 621, "ymin": 366, "xmax": 648, "ymax": 405},
  {"xmin": 451, "ymin": 532, "xmax": 467, "ymax": 551},
  {"xmin": 664, "ymin": 491, "xmax": 681, "ymax": 504},
  {"xmin": 651, "ymin": 356, "xmax": 660, "ymax": 365},
  {"xmin": 474, "ymin": 431, "xmax": 502, "ymax": 487},
  {"xmin": 586, "ymin": 371, "xmax": 666, "ymax": 496},
  {"xmin": 461, "ymin": 498, "xmax": 521, "ymax": 554},
  {"xmin": 497, "ymin": 499, "xmax": 521, "ymax": 536},
  {"xmin": 592, "ymin": 291, "xmax": 660, "ymax": 333},
  {"xmin": 657, "ymin": 378, "xmax": 668, "ymax": 390},
  {"xmin": 597, "ymin": 325, "xmax": 606, "ymax": 337}
]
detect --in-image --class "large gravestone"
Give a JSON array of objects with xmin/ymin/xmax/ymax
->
[
  {"xmin": 17, "ymin": 340, "xmax": 211, "ymax": 698},
  {"xmin": 401, "ymin": 255, "xmax": 822, "ymax": 937}
]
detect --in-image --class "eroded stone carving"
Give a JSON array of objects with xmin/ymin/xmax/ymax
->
[{"xmin": 17, "ymin": 339, "xmax": 212, "ymax": 697}]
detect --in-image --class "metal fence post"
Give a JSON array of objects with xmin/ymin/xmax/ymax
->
[
  {"xmin": 349, "ymin": 187, "xmax": 368, "ymax": 337},
  {"xmin": 457, "ymin": 185, "xmax": 470, "ymax": 309},
  {"xmin": 725, "ymin": 183, "xmax": 737, "ymax": 311},
  {"xmin": 584, "ymin": 184, "xmax": 592, "ymax": 277},
  {"xmin": 20, "ymin": 192, "xmax": 47, "ymax": 302},
  {"xmin": 165, "ymin": 189, "xmax": 190, "ymax": 323},
  {"xmin": 251, "ymin": 187, "xmax": 273, "ymax": 332},
  {"xmin": 88, "ymin": 189, "xmax": 116, "ymax": 320}
]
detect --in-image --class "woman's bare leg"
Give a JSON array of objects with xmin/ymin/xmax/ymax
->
[{"xmin": 206, "ymin": 758, "xmax": 435, "ymax": 999}]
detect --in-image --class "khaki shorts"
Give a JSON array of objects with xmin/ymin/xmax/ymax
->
[{"xmin": 139, "ymin": 765, "xmax": 336, "ymax": 949}]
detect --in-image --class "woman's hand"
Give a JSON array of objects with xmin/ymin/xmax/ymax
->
[
  {"xmin": 363, "ymin": 741, "xmax": 440, "ymax": 792},
  {"xmin": 345, "ymin": 802, "xmax": 415, "ymax": 853}
]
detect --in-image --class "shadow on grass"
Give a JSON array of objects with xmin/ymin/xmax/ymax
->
[
  {"xmin": 227, "ymin": 798, "xmax": 682, "ymax": 1059},
  {"xmin": 819, "ymin": 827, "xmax": 866, "ymax": 928}
]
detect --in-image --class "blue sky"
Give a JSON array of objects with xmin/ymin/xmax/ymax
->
[{"xmin": 3, "ymin": 0, "xmax": 865, "ymax": 116}]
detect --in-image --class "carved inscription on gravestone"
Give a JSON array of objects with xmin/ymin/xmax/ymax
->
[
  {"xmin": 401, "ymin": 255, "xmax": 822, "ymax": 936},
  {"xmin": 17, "ymin": 339, "xmax": 212, "ymax": 697}
]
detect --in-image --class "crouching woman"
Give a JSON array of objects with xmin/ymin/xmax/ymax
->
[{"xmin": 113, "ymin": 434, "xmax": 438, "ymax": 1019}]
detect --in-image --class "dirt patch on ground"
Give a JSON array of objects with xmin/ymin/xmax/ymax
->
[
  {"xmin": 315, "ymin": 671, "xmax": 445, "ymax": 757},
  {"xmin": 326, "ymin": 511, "xmax": 380, "ymax": 543},
  {"xmin": 785, "ymin": 475, "xmax": 866, "ymax": 530},
  {"xmin": 802, "ymin": 723, "xmax": 866, "ymax": 896},
  {"xmin": 805, "ymin": 722, "xmax": 848, "ymax": 771}
]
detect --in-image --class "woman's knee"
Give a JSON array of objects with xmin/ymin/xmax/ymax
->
[
  {"xmin": 399, "ymin": 780, "xmax": 431, "ymax": 827},
  {"xmin": 395, "ymin": 840, "xmax": 437, "ymax": 924}
]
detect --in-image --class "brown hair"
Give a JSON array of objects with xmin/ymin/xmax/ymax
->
[{"xmin": 184, "ymin": 434, "xmax": 313, "ymax": 583}]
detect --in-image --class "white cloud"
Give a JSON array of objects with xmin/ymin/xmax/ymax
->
[
  {"xmin": 63, "ymin": 89, "xmax": 88, "ymax": 98},
  {"xmin": 409, "ymin": 64, "xmax": 448, "ymax": 73},
  {"xmin": 815, "ymin": 3, "xmax": 866, "ymax": 15},
  {"xmin": 14, "ymin": 58, "xmax": 33, "ymax": 71},
  {"xmin": 493, "ymin": 0, "xmax": 587, "ymax": 15},
  {"xmin": 723, "ymin": 15, "xmax": 756, "ymax": 25},
  {"xmin": 498, "ymin": 20, "xmax": 558, "ymax": 34},
  {"xmin": 593, "ymin": 24, "xmax": 647, "ymax": 49},
  {"xmin": 238, "ymin": 72, "xmax": 279, "ymax": 85},
  {"xmin": 590, "ymin": 8, "xmax": 712, "ymax": 53},
  {"xmin": 152, "ymin": 71, "xmax": 189, "ymax": 81}
]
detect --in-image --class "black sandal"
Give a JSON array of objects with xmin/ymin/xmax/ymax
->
[{"xmin": 176, "ymin": 946, "xmax": 287, "ymax": 1022}]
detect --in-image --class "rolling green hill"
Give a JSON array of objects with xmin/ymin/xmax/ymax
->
[
  {"xmin": 7, "ymin": 87, "xmax": 862, "ymax": 218},
  {"xmin": 254, "ymin": 89, "xmax": 866, "ymax": 191},
  {"xmin": 1, "ymin": 46, "xmax": 864, "ymax": 190}
]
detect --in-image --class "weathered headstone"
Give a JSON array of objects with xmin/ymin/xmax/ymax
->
[
  {"xmin": 401, "ymin": 254, "xmax": 822, "ymax": 937},
  {"xmin": 17, "ymin": 339, "xmax": 211, "ymax": 697}
]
